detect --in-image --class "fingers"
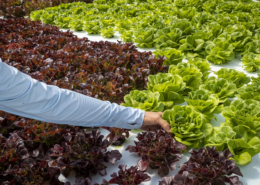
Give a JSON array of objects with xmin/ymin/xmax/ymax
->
[{"xmin": 158, "ymin": 118, "xmax": 171, "ymax": 133}]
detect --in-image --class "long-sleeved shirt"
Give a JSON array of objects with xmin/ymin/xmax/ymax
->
[{"xmin": 0, "ymin": 58, "xmax": 145, "ymax": 129}]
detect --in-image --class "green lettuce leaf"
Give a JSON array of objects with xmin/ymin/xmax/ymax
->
[
  {"xmin": 242, "ymin": 40, "xmax": 260, "ymax": 55},
  {"xmin": 224, "ymin": 24, "xmax": 252, "ymax": 53}
]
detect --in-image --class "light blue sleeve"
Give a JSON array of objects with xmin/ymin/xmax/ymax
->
[{"xmin": 0, "ymin": 58, "xmax": 145, "ymax": 129}]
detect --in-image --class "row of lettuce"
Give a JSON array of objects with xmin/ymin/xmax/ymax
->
[
  {"xmin": 30, "ymin": 0, "xmax": 260, "ymax": 71},
  {"xmin": 122, "ymin": 56, "xmax": 260, "ymax": 166}
]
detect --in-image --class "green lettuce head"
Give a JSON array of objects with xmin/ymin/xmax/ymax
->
[
  {"xmin": 133, "ymin": 28, "xmax": 156, "ymax": 48},
  {"xmin": 242, "ymin": 40, "xmax": 260, "ymax": 55},
  {"xmin": 185, "ymin": 89, "xmax": 223, "ymax": 120},
  {"xmin": 242, "ymin": 52, "xmax": 260, "ymax": 72},
  {"xmin": 223, "ymin": 99, "xmax": 260, "ymax": 134},
  {"xmin": 205, "ymin": 39, "xmax": 235, "ymax": 65},
  {"xmin": 147, "ymin": 73, "xmax": 186, "ymax": 104},
  {"xmin": 205, "ymin": 124, "xmax": 236, "ymax": 152},
  {"xmin": 162, "ymin": 105, "xmax": 213, "ymax": 148},
  {"xmin": 179, "ymin": 35, "xmax": 206, "ymax": 59},
  {"xmin": 54, "ymin": 17, "xmax": 73, "ymax": 29},
  {"xmin": 101, "ymin": 27, "xmax": 115, "ymax": 38},
  {"xmin": 214, "ymin": 68, "xmax": 250, "ymax": 88},
  {"xmin": 168, "ymin": 63, "xmax": 202, "ymax": 92},
  {"xmin": 69, "ymin": 20, "xmax": 83, "ymax": 31},
  {"xmin": 224, "ymin": 24, "xmax": 252, "ymax": 53},
  {"xmin": 200, "ymin": 77, "xmax": 237, "ymax": 103},
  {"xmin": 121, "ymin": 90, "xmax": 173, "ymax": 112},
  {"xmin": 153, "ymin": 27, "xmax": 183, "ymax": 49},
  {"xmin": 205, "ymin": 123, "xmax": 260, "ymax": 165},
  {"xmin": 187, "ymin": 57, "xmax": 211, "ymax": 82},
  {"xmin": 153, "ymin": 48, "xmax": 184, "ymax": 65},
  {"xmin": 83, "ymin": 21, "xmax": 101, "ymax": 34},
  {"xmin": 30, "ymin": 10, "xmax": 44, "ymax": 21}
]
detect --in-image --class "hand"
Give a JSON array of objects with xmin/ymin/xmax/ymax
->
[{"xmin": 140, "ymin": 111, "xmax": 171, "ymax": 133}]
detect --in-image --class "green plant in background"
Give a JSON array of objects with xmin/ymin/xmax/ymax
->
[
  {"xmin": 68, "ymin": 19, "xmax": 83, "ymax": 31},
  {"xmin": 185, "ymin": 89, "xmax": 223, "ymax": 120},
  {"xmin": 83, "ymin": 21, "xmax": 101, "ymax": 34},
  {"xmin": 153, "ymin": 48, "xmax": 184, "ymax": 65},
  {"xmin": 30, "ymin": 10, "xmax": 44, "ymax": 21},
  {"xmin": 168, "ymin": 62, "xmax": 202, "ymax": 92},
  {"xmin": 162, "ymin": 105, "xmax": 213, "ymax": 148},
  {"xmin": 133, "ymin": 28, "xmax": 156, "ymax": 48},
  {"xmin": 120, "ymin": 30, "xmax": 134, "ymax": 42},
  {"xmin": 101, "ymin": 27, "xmax": 115, "ymax": 38},
  {"xmin": 199, "ymin": 77, "xmax": 237, "ymax": 104},
  {"xmin": 222, "ymin": 99, "xmax": 260, "ymax": 134},
  {"xmin": 214, "ymin": 68, "xmax": 250, "ymax": 88},
  {"xmin": 40, "ymin": 12, "xmax": 56, "ymax": 25},
  {"xmin": 54, "ymin": 16, "xmax": 73, "ymax": 28},
  {"xmin": 187, "ymin": 57, "xmax": 211, "ymax": 82},
  {"xmin": 147, "ymin": 73, "xmax": 186, "ymax": 104},
  {"xmin": 121, "ymin": 90, "xmax": 173, "ymax": 112}
]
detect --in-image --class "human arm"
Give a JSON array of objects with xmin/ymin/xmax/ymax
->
[{"xmin": 0, "ymin": 58, "xmax": 170, "ymax": 132}]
